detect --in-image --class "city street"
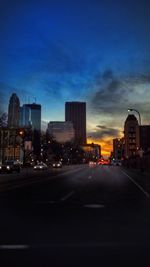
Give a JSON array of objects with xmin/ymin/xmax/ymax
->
[{"xmin": 0, "ymin": 164, "xmax": 150, "ymax": 266}]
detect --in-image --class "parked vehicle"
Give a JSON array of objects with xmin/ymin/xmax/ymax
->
[
  {"xmin": 89, "ymin": 161, "xmax": 97, "ymax": 167},
  {"xmin": 111, "ymin": 160, "xmax": 122, "ymax": 166},
  {"xmin": 0, "ymin": 160, "xmax": 21, "ymax": 173}
]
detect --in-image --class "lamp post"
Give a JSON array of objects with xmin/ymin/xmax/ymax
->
[
  {"xmin": 19, "ymin": 130, "xmax": 25, "ymax": 165},
  {"xmin": 128, "ymin": 108, "xmax": 141, "ymax": 126}
]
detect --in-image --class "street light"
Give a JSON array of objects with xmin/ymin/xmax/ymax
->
[
  {"xmin": 18, "ymin": 129, "xmax": 25, "ymax": 165},
  {"xmin": 128, "ymin": 108, "xmax": 141, "ymax": 126}
]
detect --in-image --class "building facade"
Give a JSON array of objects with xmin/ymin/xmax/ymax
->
[
  {"xmin": 0, "ymin": 127, "xmax": 33, "ymax": 164},
  {"xmin": 20, "ymin": 103, "xmax": 41, "ymax": 157},
  {"xmin": 140, "ymin": 125, "xmax": 150, "ymax": 153},
  {"xmin": 124, "ymin": 114, "xmax": 140, "ymax": 158},
  {"xmin": 8, "ymin": 93, "xmax": 20, "ymax": 127},
  {"xmin": 113, "ymin": 138, "xmax": 125, "ymax": 160},
  {"xmin": 25, "ymin": 104, "xmax": 41, "ymax": 132},
  {"xmin": 82, "ymin": 143, "xmax": 101, "ymax": 161},
  {"xmin": 47, "ymin": 121, "xmax": 75, "ymax": 143},
  {"xmin": 65, "ymin": 102, "xmax": 86, "ymax": 144},
  {"xmin": 19, "ymin": 105, "xmax": 31, "ymax": 127}
]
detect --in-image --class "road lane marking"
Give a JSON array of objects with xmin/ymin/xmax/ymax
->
[
  {"xmin": 122, "ymin": 171, "xmax": 150, "ymax": 198},
  {"xmin": 61, "ymin": 191, "xmax": 75, "ymax": 201},
  {"xmin": 0, "ymin": 245, "xmax": 29, "ymax": 250},
  {"xmin": 25, "ymin": 242, "xmax": 122, "ymax": 248},
  {"xmin": 34, "ymin": 200, "xmax": 57, "ymax": 204},
  {"xmin": 84, "ymin": 204, "xmax": 105, "ymax": 208},
  {"xmin": 55, "ymin": 166, "xmax": 85, "ymax": 178}
]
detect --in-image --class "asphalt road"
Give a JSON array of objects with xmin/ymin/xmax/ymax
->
[{"xmin": 0, "ymin": 164, "xmax": 150, "ymax": 267}]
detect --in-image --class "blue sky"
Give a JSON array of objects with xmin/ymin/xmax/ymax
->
[{"xmin": 1, "ymin": 0, "xmax": 150, "ymax": 153}]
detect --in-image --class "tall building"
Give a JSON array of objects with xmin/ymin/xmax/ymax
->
[
  {"xmin": 8, "ymin": 93, "xmax": 20, "ymax": 127},
  {"xmin": 124, "ymin": 114, "xmax": 140, "ymax": 158},
  {"xmin": 65, "ymin": 102, "xmax": 86, "ymax": 144},
  {"xmin": 20, "ymin": 103, "xmax": 41, "ymax": 157},
  {"xmin": 19, "ymin": 105, "xmax": 31, "ymax": 127},
  {"xmin": 47, "ymin": 121, "xmax": 75, "ymax": 143},
  {"xmin": 25, "ymin": 104, "xmax": 41, "ymax": 132},
  {"xmin": 140, "ymin": 125, "xmax": 150, "ymax": 153}
]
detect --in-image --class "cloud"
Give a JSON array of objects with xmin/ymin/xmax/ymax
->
[
  {"xmin": 89, "ymin": 70, "xmax": 150, "ymax": 122},
  {"xmin": 88, "ymin": 125, "xmax": 120, "ymax": 139}
]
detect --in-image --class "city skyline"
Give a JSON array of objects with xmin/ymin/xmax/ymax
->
[
  {"xmin": 1, "ymin": 91, "xmax": 149, "ymax": 155},
  {"xmin": 1, "ymin": 0, "xmax": 150, "ymax": 155}
]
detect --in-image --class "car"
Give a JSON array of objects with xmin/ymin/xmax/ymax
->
[
  {"xmin": 0, "ymin": 160, "xmax": 21, "ymax": 173},
  {"xmin": 52, "ymin": 162, "xmax": 62, "ymax": 168},
  {"xmin": 89, "ymin": 161, "xmax": 97, "ymax": 167},
  {"xmin": 33, "ymin": 163, "xmax": 48, "ymax": 170},
  {"xmin": 111, "ymin": 160, "xmax": 122, "ymax": 166},
  {"xmin": 98, "ymin": 159, "xmax": 110, "ymax": 166}
]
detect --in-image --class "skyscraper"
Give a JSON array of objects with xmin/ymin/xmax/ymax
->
[
  {"xmin": 19, "ymin": 105, "xmax": 31, "ymax": 128},
  {"xmin": 8, "ymin": 93, "xmax": 20, "ymax": 127},
  {"xmin": 25, "ymin": 103, "xmax": 41, "ymax": 132},
  {"xmin": 65, "ymin": 102, "xmax": 86, "ymax": 144},
  {"xmin": 19, "ymin": 103, "xmax": 41, "ymax": 157},
  {"xmin": 124, "ymin": 114, "xmax": 140, "ymax": 158},
  {"xmin": 25, "ymin": 103, "xmax": 41, "ymax": 157}
]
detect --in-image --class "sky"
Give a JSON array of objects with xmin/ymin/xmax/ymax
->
[{"xmin": 0, "ymin": 0, "xmax": 150, "ymax": 155}]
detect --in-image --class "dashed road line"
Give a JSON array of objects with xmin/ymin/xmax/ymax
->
[
  {"xmin": 84, "ymin": 204, "xmax": 105, "ymax": 208},
  {"xmin": 34, "ymin": 200, "xmax": 57, "ymax": 204},
  {"xmin": 61, "ymin": 191, "xmax": 75, "ymax": 201}
]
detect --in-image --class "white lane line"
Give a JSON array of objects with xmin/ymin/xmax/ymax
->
[
  {"xmin": 55, "ymin": 167, "xmax": 84, "ymax": 178},
  {"xmin": 61, "ymin": 191, "xmax": 75, "ymax": 202},
  {"xmin": 26, "ymin": 242, "xmax": 122, "ymax": 248},
  {"xmin": 35, "ymin": 200, "xmax": 57, "ymax": 204},
  {"xmin": 0, "ymin": 245, "xmax": 29, "ymax": 250},
  {"xmin": 122, "ymin": 171, "xmax": 150, "ymax": 198},
  {"xmin": 84, "ymin": 204, "xmax": 105, "ymax": 209}
]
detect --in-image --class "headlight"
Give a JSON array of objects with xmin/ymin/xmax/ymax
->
[
  {"xmin": 0, "ymin": 166, "xmax": 2, "ymax": 169},
  {"xmin": 57, "ymin": 164, "xmax": 60, "ymax": 167},
  {"xmin": 34, "ymin": 166, "xmax": 37, "ymax": 169},
  {"xmin": 7, "ymin": 166, "xmax": 10, "ymax": 169},
  {"xmin": 40, "ymin": 166, "xmax": 42, "ymax": 169},
  {"xmin": 53, "ymin": 164, "xmax": 55, "ymax": 167}
]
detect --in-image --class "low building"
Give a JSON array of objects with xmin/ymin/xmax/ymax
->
[
  {"xmin": 0, "ymin": 127, "xmax": 33, "ymax": 164},
  {"xmin": 113, "ymin": 138, "xmax": 125, "ymax": 160},
  {"xmin": 47, "ymin": 121, "xmax": 75, "ymax": 144},
  {"xmin": 82, "ymin": 143, "xmax": 101, "ymax": 161},
  {"xmin": 140, "ymin": 125, "xmax": 150, "ymax": 153}
]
